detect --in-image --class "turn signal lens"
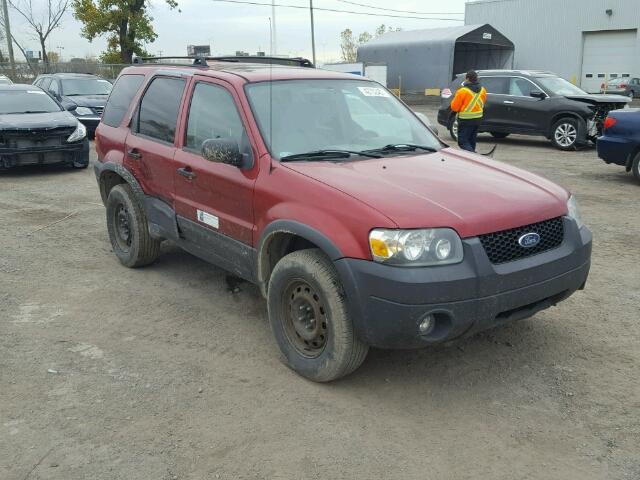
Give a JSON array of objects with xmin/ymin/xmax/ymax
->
[{"xmin": 370, "ymin": 238, "xmax": 391, "ymax": 259}]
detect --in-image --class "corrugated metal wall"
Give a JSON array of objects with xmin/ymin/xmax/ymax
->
[{"xmin": 465, "ymin": 0, "xmax": 640, "ymax": 87}]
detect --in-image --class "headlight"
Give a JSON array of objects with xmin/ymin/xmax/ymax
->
[
  {"xmin": 566, "ymin": 195, "xmax": 584, "ymax": 229},
  {"xmin": 369, "ymin": 228, "xmax": 464, "ymax": 266},
  {"xmin": 67, "ymin": 122, "xmax": 87, "ymax": 143},
  {"xmin": 74, "ymin": 107, "xmax": 93, "ymax": 116}
]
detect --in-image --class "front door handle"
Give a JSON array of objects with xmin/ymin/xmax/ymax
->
[
  {"xmin": 503, "ymin": 100, "xmax": 515, "ymax": 104},
  {"xmin": 127, "ymin": 148, "xmax": 142, "ymax": 159},
  {"xmin": 177, "ymin": 167, "xmax": 197, "ymax": 180}
]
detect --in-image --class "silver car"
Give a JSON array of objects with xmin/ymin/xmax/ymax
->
[{"xmin": 601, "ymin": 77, "xmax": 639, "ymax": 99}]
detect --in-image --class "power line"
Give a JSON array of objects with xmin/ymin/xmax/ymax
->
[
  {"xmin": 335, "ymin": 0, "xmax": 463, "ymax": 16},
  {"xmin": 209, "ymin": 0, "xmax": 464, "ymax": 21}
]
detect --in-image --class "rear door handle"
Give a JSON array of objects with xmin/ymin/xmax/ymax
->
[
  {"xmin": 177, "ymin": 167, "xmax": 197, "ymax": 180},
  {"xmin": 127, "ymin": 148, "xmax": 142, "ymax": 159},
  {"xmin": 503, "ymin": 100, "xmax": 515, "ymax": 104}
]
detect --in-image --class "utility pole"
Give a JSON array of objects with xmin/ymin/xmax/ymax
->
[
  {"xmin": 271, "ymin": 0, "xmax": 277, "ymax": 56},
  {"xmin": 1, "ymin": 0, "xmax": 16, "ymax": 78},
  {"xmin": 309, "ymin": 0, "xmax": 316, "ymax": 66}
]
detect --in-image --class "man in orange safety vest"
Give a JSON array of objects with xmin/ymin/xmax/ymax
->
[{"xmin": 450, "ymin": 70, "xmax": 487, "ymax": 152}]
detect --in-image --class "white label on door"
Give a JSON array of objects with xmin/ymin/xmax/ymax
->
[
  {"xmin": 197, "ymin": 209, "xmax": 219, "ymax": 229},
  {"xmin": 482, "ymin": 33, "xmax": 492, "ymax": 40}
]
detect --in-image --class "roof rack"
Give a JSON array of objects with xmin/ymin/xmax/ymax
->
[{"xmin": 132, "ymin": 56, "xmax": 314, "ymax": 68}]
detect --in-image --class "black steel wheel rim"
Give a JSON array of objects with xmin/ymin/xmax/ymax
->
[
  {"xmin": 282, "ymin": 279, "xmax": 328, "ymax": 358},
  {"xmin": 113, "ymin": 203, "xmax": 132, "ymax": 251}
]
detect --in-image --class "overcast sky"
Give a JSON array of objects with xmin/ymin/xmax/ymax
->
[{"xmin": 8, "ymin": 0, "xmax": 468, "ymax": 63}]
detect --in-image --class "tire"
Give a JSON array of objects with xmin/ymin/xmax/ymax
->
[
  {"xmin": 448, "ymin": 117, "xmax": 458, "ymax": 141},
  {"xmin": 105, "ymin": 184, "xmax": 161, "ymax": 268},
  {"xmin": 72, "ymin": 160, "xmax": 89, "ymax": 169},
  {"xmin": 551, "ymin": 118, "xmax": 579, "ymax": 151},
  {"xmin": 490, "ymin": 132, "xmax": 509, "ymax": 139},
  {"xmin": 632, "ymin": 152, "xmax": 640, "ymax": 182},
  {"xmin": 267, "ymin": 249, "xmax": 368, "ymax": 382}
]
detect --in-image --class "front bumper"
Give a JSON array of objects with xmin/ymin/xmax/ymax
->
[
  {"xmin": 335, "ymin": 218, "xmax": 592, "ymax": 349},
  {"xmin": 597, "ymin": 135, "xmax": 635, "ymax": 167},
  {"xmin": 0, "ymin": 138, "xmax": 89, "ymax": 168}
]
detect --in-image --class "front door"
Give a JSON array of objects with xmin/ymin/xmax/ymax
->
[
  {"xmin": 124, "ymin": 76, "xmax": 187, "ymax": 205},
  {"xmin": 173, "ymin": 78, "xmax": 259, "ymax": 279},
  {"xmin": 504, "ymin": 77, "xmax": 548, "ymax": 133}
]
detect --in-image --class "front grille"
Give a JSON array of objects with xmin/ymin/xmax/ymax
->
[
  {"xmin": 0, "ymin": 127, "xmax": 75, "ymax": 149},
  {"xmin": 479, "ymin": 217, "xmax": 564, "ymax": 264}
]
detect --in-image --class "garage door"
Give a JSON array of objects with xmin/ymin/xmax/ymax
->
[{"xmin": 581, "ymin": 29, "xmax": 637, "ymax": 93}]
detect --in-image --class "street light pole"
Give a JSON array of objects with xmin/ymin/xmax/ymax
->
[
  {"xmin": 309, "ymin": 0, "xmax": 316, "ymax": 66},
  {"xmin": 1, "ymin": 0, "xmax": 16, "ymax": 78},
  {"xmin": 271, "ymin": 0, "xmax": 277, "ymax": 56}
]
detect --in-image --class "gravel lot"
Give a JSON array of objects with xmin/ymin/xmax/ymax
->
[{"xmin": 1, "ymin": 110, "xmax": 639, "ymax": 479}]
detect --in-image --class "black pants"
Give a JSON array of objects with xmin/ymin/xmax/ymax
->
[{"xmin": 457, "ymin": 122, "xmax": 479, "ymax": 152}]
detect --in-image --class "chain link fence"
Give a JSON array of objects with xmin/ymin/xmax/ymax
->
[{"xmin": 0, "ymin": 62, "xmax": 129, "ymax": 83}]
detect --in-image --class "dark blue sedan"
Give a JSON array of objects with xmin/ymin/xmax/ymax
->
[{"xmin": 597, "ymin": 108, "xmax": 640, "ymax": 183}]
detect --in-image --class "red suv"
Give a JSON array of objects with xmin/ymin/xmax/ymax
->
[{"xmin": 94, "ymin": 57, "xmax": 592, "ymax": 382}]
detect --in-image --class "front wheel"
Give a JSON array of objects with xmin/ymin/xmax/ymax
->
[
  {"xmin": 267, "ymin": 249, "xmax": 368, "ymax": 382},
  {"xmin": 551, "ymin": 118, "xmax": 579, "ymax": 150}
]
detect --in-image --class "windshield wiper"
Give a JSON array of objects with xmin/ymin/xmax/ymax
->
[
  {"xmin": 5, "ymin": 110, "xmax": 51, "ymax": 114},
  {"xmin": 364, "ymin": 144, "xmax": 440, "ymax": 155},
  {"xmin": 280, "ymin": 149, "xmax": 382, "ymax": 162}
]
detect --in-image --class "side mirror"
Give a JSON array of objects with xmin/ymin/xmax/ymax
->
[
  {"xmin": 65, "ymin": 103, "xmax": 77, "ymax": 112},
  {"xmin": 202, "ymin": 138, "xmax": 244, "ymax": 167},
  {"xmin": 530, "ymin": 90, "xmax": 546, "ymax": 99}
]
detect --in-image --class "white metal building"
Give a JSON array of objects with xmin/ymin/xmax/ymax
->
[{"xmin": 465, "ymin": 0, "xmax": 640, "ymax": 92}]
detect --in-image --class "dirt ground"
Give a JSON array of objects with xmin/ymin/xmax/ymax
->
[{"xmin": 1, "ymin": 112, "xmax": 639, "ymax": 480}]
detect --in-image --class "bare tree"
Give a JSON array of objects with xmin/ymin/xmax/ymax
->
[{"xmin": 9, "ymin": 0, "xmax": 68, "ymax": 71}]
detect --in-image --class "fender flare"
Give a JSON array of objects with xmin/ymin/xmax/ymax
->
[
  {"xmin": 95, "ymin": 161, "xmax": 146, "ymax": 204},
  {"xmin": 256, "ymin": 220, "xmax": 345, "ymax": 293}
]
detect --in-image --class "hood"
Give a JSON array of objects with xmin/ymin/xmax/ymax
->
[
  {"xmin": 63, "ymin": 94, "xmax": 108, "ymax": 107},
  {"xmin": 564, "ymin": 93, "xmax": 631, "ymax": 104},
  {"xmin": 0, "ymin": 111, "xmax": 78, "ymax": 130},
  {"xmin": 282, "ymin": 148, "xmax": 569, "ymax": 238}
]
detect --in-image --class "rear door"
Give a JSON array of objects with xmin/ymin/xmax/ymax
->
[
  {"xmin": 172, "ymin": 77, "xmax": 258, "ymax": 275},
  {"xmin": 478, "ymin": 76, "xmax": 510, "ymax": 131},
  {"xmin": 124, "ymin": 75, "xmax": 187, "ymax": 205}
]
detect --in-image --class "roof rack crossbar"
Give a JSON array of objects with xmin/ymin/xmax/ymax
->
[{"xmin": 132, "ymin": 55, "xmax": 315, "ymax": 68}]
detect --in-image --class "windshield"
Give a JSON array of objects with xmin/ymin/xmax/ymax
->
[
  {"xmin": 61, "ymin": 78, "xmax": 112, "ymax": 96},
  {"xmin": 0, "ymin": 89, "xmax": 62, "ymax": 114},
  {"xmin": 245, "ymin": 79, "xmax": 441, "ymax": 160},
  {"xmin": 536, "ymin": 76, "xmax": 586, "ymax": 96}
]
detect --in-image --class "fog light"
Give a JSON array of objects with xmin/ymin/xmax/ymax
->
[{"xmin": 418, "ymin": 314, "xmax": 435, "ymax": 334}]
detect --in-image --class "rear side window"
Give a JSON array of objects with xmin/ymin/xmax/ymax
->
[
  {"xmin": 185, "ymin": 83, "xmax": 245, "ymax": 153},
  {"xmin": 479, "ymin": 77, "xmax": 509, "ymax": 95},
  {"xmin": 102, "ymin": 74, "xmax": 144, "ymax": 128},
  {"xmin": 136, "ymin": 77, "xmax": 185, "ymax": 143}
]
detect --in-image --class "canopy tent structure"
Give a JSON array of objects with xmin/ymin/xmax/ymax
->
[{"xmin": 357, "ymin": 24, "xmax": 514, "ymax": 93}]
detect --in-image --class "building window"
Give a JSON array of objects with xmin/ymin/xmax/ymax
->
[
  {"xmin": 585, "ymin": 74, "xmax": 593, "ymax": 78},
  {"xmin": 597, "ymin": 74, "xmax": 605, "ymax": 78}
]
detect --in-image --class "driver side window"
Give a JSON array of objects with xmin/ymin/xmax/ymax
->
[
  {"xmin": 186, "ymin": 83, "xmax": 246, "ymax": 155},
  {"xmin": 509, "ymin": 78, "xmax": 536, "ymax": 97}
]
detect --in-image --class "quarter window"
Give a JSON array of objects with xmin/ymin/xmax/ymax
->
[
  {"xmin": 102, "ymin": 74, "xmax": 144, "ymax": 128},
  {"xmin": 137, "ymin": 77, "xmax": 185, "ymax": 143},
  {"xmin": 48, "ymin": 79, "xmax": 60, "ymax": 96},
  {"xmin": 185, "ymin": 82, "xmax": 246, "ymax": 154}
]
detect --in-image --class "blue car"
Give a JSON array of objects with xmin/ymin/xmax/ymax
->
[{"xmin": 597, "ymin": 108, "xmax": 640, "ymax": 183}]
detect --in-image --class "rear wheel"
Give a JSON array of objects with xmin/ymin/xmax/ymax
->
[
  {"xmin": 106, "ymin": 184, "xmax": 161, "ymax": 267},
  {"xmin": 267, "ymin": 249, "xmax": 368, "ymax": 382},
  {"xmin": 490, "ymin": 132, "xmax": 509, "ymax": 139},
  {"xmin": 551, "ymin": 118, "xmax": 579, "ymax": 150},
  {"xmin": 632, "ymin": 152, "xmax": 640, "ymax": 183},
  {"xmin": 448, "ymin": 117, "xmax": 458, "ymax": 141}
]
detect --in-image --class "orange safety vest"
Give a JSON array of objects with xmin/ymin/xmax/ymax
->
[{"xmin": 451, "ymin": 86, "xmax": 487, "ymax": 120}]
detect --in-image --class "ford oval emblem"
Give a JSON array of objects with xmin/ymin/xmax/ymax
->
[{"xmin": 518, "ymin": 232, "xmax": 541, "ymax": 248}]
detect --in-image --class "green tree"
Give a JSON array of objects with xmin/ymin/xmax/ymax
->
[
  {"xmin": 72, "ymin": 0, "xmax": 179, "ymax": 64},
  {"xmin": 340, "ymin": 24, "xmax": 401, "ymax": 62}
]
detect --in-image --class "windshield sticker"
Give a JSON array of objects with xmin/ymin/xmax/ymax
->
[
  {"xmin": 27, "ymin": 90, "xmax": 46, "ymax": 94},
  {"xmin": 357, "ymin": 86, "xmax": 390, "ymax": 97}
]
